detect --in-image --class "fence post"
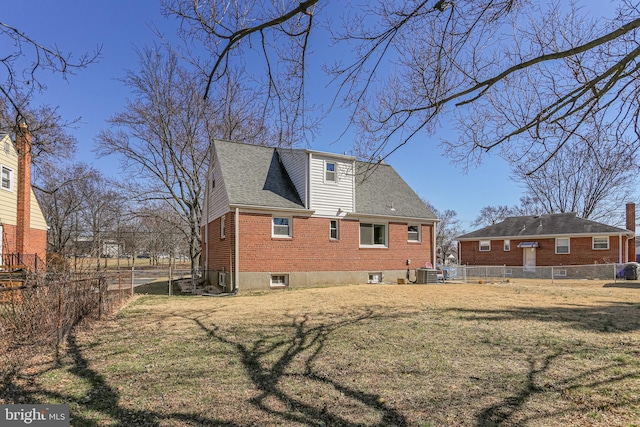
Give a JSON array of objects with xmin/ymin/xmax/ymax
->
[
  {"xmin": 56, "ymin": 285, "xmax": 63, "ymax": 353},
  {"xmin": 168, "ymin": 266, "xmax": 172, "ymax": 296},
  {"xmin": 131, "ymin": 267, "xmax": 135, "ymax": 296}
]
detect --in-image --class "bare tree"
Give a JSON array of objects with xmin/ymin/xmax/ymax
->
[
  {"xmin": 95, "ymin": 46, "xmax": 269, "ymax": 273},
  {"xmin": 426, "ymin": 202, "xmax": 464, "ymax": 264},
  {"xmin": 0, "ymin": 21, "xmax": 100, "ymax": 124},
  {"xmin": 164, "ymin": 0, "xmax": 640, "ymax": 169},
  {"xmin": 0, "ymin": 96, "xmax": 78, "ymax": 166},
  {"xmin": 35, "ymin": 163, "xmax": 99, "ymax": 259}
]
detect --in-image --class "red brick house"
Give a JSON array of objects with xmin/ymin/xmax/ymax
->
[
  {"xmin": 0, "ymin": 124, "xmax": 48, "ymax": 273},
  {"xmin": 201, "ymin": 140, "xmax": 438, "ymax": 291},
  {"xmin": 457, "ymin": 205, "xmax": 636, "ymax": 269}
]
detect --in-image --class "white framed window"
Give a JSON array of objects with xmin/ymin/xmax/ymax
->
[
  {"xmin": 272, "ymin": 216, "xmax": 292, "ymax": 238},
  {"xmin": 479, "ymin": 240, "xmax": 490, "ymax": 251},
  {"xmin": 368, "ymin": 272, "xmax": 383, "ymax": 284},
  {"xmin": 330, "ymin": 220, "xmax": 339, "ymax": 240},
  {"xmin": 325, "ymin": 161, "xmax": 336, "ymax": 182},
  {"xmin": 555, "ymin": 238, "xmax": 570, "ymax": 254},
  {"xmin": 360, "ymin": 223, "xmax": 387, "ymax": 247},
  {"xmin": 504, "ymin": 240, "xmax": 510, "ymax": 251},
  {"xmin": 408, "ymin": 224, "xmax": 420, "ymax": 242},
  {"xmin": 592, "ymin": 236, "xmax": 609, "ymax": 250},
  {"xmin": 220, "ymin": 216, "xmax": 226, "ymax": 239},
  {"xmin": 270, "ymin": 274, "xmax": 289, "ymax": 287},
  {"xmin": 1, "ymin": 166, "xmax": 12, "ymax": 191}
]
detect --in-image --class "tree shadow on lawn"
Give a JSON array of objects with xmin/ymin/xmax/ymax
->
[
  {"xmin": 442, "ymin": 303, "xmax": 640, "ymax": 426},
  {"xmin": 188, "ymin": 309, "xmax": 409, "ymax": 427},
  {"xmin": 447, "ymin": 301, "xmax": 640, "ymax": 332},
  {"xmin": 0, "ymin": 331, "xmax": 243, "ymax": 427}
]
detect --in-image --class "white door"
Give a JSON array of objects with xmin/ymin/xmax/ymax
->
[{"xmin": 523, "ymin": 247, "xmax": 536, "ymax": 272}]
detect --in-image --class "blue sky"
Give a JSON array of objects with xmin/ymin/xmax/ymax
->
[{"xmin": 5, "ymin": 1, "xmax": 526, "ymax": 231}]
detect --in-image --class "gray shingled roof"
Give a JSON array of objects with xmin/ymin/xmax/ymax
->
[
  {"xmin": 458, "ymin": 213, "xmax": 630, "ymax": 240},
  {"xmin": 214, "ymin": 140, "xmax": 305, "ymax": 210},
  {"xmin": 213, "ymin": 139, "xmax": 437, "ymax": 220},
  {"xmin": 355, "ymin": 162, "xmax": 437, "ymax": 219}
]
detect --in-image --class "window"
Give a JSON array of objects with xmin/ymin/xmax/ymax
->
[
  {"xmin": 408, "ymin": 225, "xmax": 420, "ymax": 242},
  {"xmin": 479, "ymin": 240, "xmax": 490, "ymax": 251},
  {"xmin": 272, "ymin": 217, "xmax": 292, "ymax": 237},
  {"xmin": 325, "ymin": 161, "xmax": 336, "ymax": 182},
  {"xmin": 368, "ymin": 272, "xmax": 382, "ymax": 284},
  {"xmin": 504, "ymin": 240, "xmax": 510, "ymax": 251},
  {"xmin": 556, "ymin": 238, "xmax": 570, "ymax": 254},
  {"xmin": 593, "ymin": 236, "xmax": 609, "ymax": 250},
  {"xmin": 270, "ymin": 274, "xmax": 289, "ymax": 287},
  {"xmin": 330, "ymin": 220, "xmax": 339, "ymax": 240},
  {"xmin": 360, "ymin": 223, "xmax": 387, "ymax": 246},
  {"xmin": 1, "ymin": 166, "xmax": 12, "ymax": 191},
  {"xmin": 220, "ymin": 216, "xmax": 226, "ymax": 239}
]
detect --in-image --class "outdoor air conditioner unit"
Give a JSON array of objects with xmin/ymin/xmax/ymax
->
[{"xmin": 218, "ymin": 272, "xmax": 226, "ymax": 288}]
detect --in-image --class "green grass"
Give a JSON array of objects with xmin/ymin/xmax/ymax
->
[{"xmin": 1, "ymin": 280, "xmax": 639, "ymax": 426}]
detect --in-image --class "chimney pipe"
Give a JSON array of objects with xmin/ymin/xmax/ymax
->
[{"xmin": 626, "ymin": 202, "xmax": 636, "ymax": 263}]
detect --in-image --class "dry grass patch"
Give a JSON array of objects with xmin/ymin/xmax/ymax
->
[{"xmin": 2, "ymin": 279, "xmax": 639, "ymax": 426}]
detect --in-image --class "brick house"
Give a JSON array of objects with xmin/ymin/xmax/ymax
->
[
  {"xmin": 457, "ymin": 205, "xmax": 636, "ymax": 269},
  {"xmin": 201, "ymin": 140, "xmax": 438, "ymax": 291},
  {"xmin": 0, "ymin": 124, "xmax": 48, "ymax": 273}
]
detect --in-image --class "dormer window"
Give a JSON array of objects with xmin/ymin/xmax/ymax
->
[{"xmin": 325, "ymin": 161, "xmax": 336, "ymax": 182}]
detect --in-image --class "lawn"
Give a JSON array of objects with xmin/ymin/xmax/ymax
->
[{"xmin": 3, "ymin": 280, "xmax": 640, "ymax": 426}]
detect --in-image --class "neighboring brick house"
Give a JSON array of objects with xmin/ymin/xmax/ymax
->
[
  {"xmin": 201, "ymin": 140, "xmax": 438, "ymax": 291},
  {"xmin": 0, "ymin": 124, "xmax": 48, "ymax": 273},
  {"xmin": 457, "ymin": 205, "xmax": 636, "ymax": 269}
]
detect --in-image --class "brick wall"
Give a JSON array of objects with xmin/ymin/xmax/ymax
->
[
  {"xmin": 460, "ymin": 235, "xmax": 628, "ymax": 266},
  {"xmin": 234, "ymin": 213, "xmax": 433, "ymax": 272}
]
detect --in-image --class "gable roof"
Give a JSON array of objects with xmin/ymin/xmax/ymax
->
[
  {"xmin": 458, "ymin": 213, "xmax": 630, "ymax": 240},
  {"xmin": 214, "ymin": 140, "xmax": 305, "ymax": 210},
  {"xmin": 355, "ymin": 162, "xmax": 436, "ymax": 219},
  {"xmin": 212, "ymin": 139, "xmax": 437, "ymax": 220}
]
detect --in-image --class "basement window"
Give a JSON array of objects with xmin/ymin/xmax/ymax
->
[{"xmin": 270, "ymin": 274, "xmax": 289, "ymax": 288}]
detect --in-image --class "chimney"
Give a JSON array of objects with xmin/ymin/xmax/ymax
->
[
  {"xmin": 15, "ymin": 122, "xmax": 32, "ymax": 256},
  {"xmin": 626, "ymin": 202, "xmax": 636, "ymax": 263}
]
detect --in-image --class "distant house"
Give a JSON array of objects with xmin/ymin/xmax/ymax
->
[
  {"xmin": 201, "ymin": 140, "xmax": 438, "ymax": 291},
  {"xmin": 457, "ymin": 205, "xmax": 636, "ymax": 269},
  {"xmin": 0, "ymin": 124, "xmax": 48, "ymax": 273}
]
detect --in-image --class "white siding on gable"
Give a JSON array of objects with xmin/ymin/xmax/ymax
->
[
  {"xmin": 204, "ymin": 154, "xmax": 230, "ymax": 225},
  {"xmin": 309, "ymin": 153, "xmax": 354, "ymax": 216},
  {"xmin": 277, "ymin": 148, "xmax": 307, "ymax": 207},
  {"xmin": 0, "ymin": 134, "xmax": 18, "ymax": 226}
]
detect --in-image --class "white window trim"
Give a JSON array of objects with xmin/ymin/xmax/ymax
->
[
  {"xmin": 504, "ymin": 240, "xmax": 510, "ymax": 251},
  {"xmin": 220, "ymin": 216, "xmax": 226, "ymax": 239},
  {"xmin": 324, "ymin": 161, "xmax": 337, "ymax": 183},
  {"xmin": 272, "ymin": 216, "xmax": 292, "ymax": 238},
  {"xmin": 330, "ymin": 219, "xmax": 339, "ymax": 240},
  {"xmin": 1, "ymin": 166, "xmax": 12, "ymax": 192},
  {"xmin": 555, "ymin": 237, "xmax": 570, "ymax": 254},
  {"xmin": 479, "ymin": 240, "xmax": 490, "ymax": 252},
  {"xmin": 359, "ymin": 222, "xmax": 388, "ymax": 247},
  {"xmin": 408, "ymin": 224, "xmax": 421, "ymax": 242},
  {"xmin": 592, "ymin": 236, "xmax": 609, "ymax": 250},
  {"xmin": 270, "ymin": 274, "xmax": 289, "ymax": 288}
]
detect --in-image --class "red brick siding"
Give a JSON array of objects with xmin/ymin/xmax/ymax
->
[
  {"xmin": 234, "ymin": 213, "xmax": 433, "ymax": 272},
  {"xmin": 202, "ymin": 212, "xmax": 235, "ymax": 272},
  {"xmin": 460, "ymin": 236, "xmax": 628, "ymax": 266},
  {"xmin": 2, "ymin": 224, "xmax": 47, "ymax": 268}
]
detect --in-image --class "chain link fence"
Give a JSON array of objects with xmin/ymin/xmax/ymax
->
[{"xmin": 441, "ymin": 263, "xmax": 632, "ymax": 283}]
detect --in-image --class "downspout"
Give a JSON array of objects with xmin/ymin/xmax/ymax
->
[
  {"xmin": 619, "ymin": 233, "xmax": 623, "ymax": 264},
  {"xmin": 432, "ymin": 222, "xmax": 437, "ymax": 267},
  {"xmin": 234, "ymin": 207, "xmax": 240, "ymax": 293}
]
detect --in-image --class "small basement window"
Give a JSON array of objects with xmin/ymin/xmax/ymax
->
[
  {"xmin": 368, "ymin": 272, "xmax": 383, "ymax": 284},
  {"xmin": 270, "ymin": 274, "xmax": 289, "ymax": 288}
]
